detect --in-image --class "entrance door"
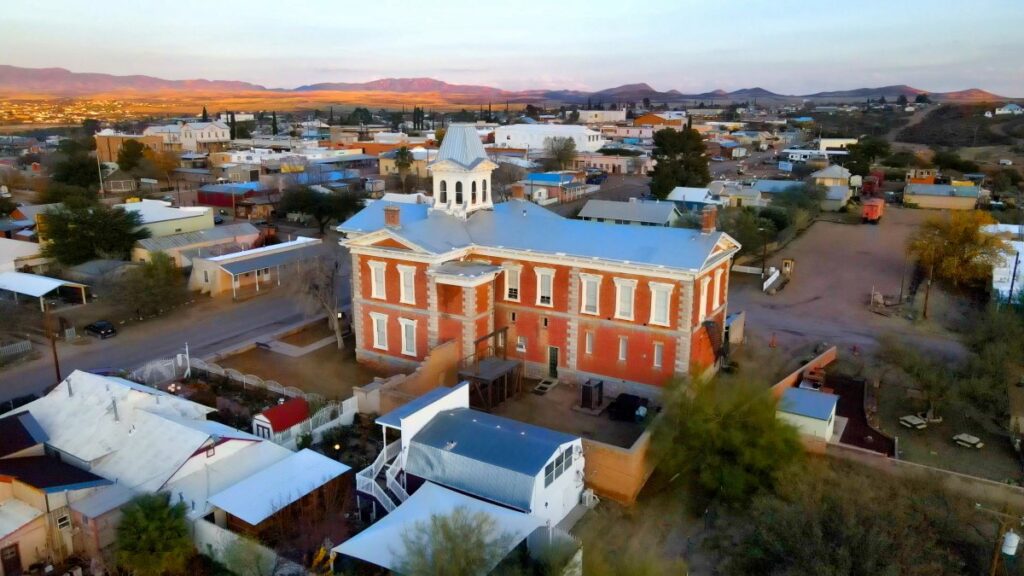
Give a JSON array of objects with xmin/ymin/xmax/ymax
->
[
  {"xmin": 1, "ymin": 544, "xmax": 21, "ymax": 576},
  {"xmin": 547, "ymin": 346, "xmax": 559, "ymax": 379}
]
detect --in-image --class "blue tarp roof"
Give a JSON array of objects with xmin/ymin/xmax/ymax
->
[
  {"xmin": 199, "ymin": 182, "xmax": 262, "ymax": 194},
  {"xmin": 524, "ymin": 172, "xmax": 575, "ymax": 185},
  {"xmin": 780, "ymin": 388, "xmax": 838, "ymax": 421},
  {"xmin": 406, "ymin": 408, "xmax": 578, "ymax": 511},
  {"xmin": 376, "ymin": 386, "xmax": 457, "ymax": 428}
]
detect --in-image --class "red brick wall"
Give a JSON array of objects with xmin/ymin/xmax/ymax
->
[
  {"xmin": 437, "ymin": 284, "xmax": 464, "ymax": 316},
  {"xmin": 357, "ymin": 255, "xmax": 430, "ymax": 311},
  {"xmin": 359, "ymin": 304, "xmax": 430, "ymax": 361},
  {"xmin": 691, "ymin": 261, "xmax": 730, "ymax": 326},
  {"xmin": 576, "ymin": 321, "xmax": 677, "ymax": 386}
]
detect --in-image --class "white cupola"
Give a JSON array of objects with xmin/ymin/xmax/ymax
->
[{"xmin": 428, "ymin": 123, "xmax": 498, "ymax": 219}]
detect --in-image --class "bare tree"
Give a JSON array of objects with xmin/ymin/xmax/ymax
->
[
  {"xmin": 288, "ymin": 252, "xmax": 348, "ymax": 349},
  {"xmin": 543, "ymin": 136, "xmax": 577, "ymax": 171}
]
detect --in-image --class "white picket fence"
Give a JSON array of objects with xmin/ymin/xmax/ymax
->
[
  {"xmin": 0, "ymin": 340, "xmax": 31, "ymax": 363},
  {"xmin": 272, "ymin": 396, "xmax": 359, "ymax": 450}
]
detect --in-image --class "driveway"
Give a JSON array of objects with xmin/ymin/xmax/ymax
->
[{"xmin": 729, "ymin": 207, "xmax": 966, "ymax": 359}]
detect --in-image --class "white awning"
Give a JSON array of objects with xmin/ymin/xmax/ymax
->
[
  {"xmin": 334, "ymin": 482, "xmax": 543, "ymax": 572},
  {"xmin": 0, "ymin": 271, "xmax": 85, "ymax": 298}
]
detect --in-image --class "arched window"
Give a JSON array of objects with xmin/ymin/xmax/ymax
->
[
  {"xmin": 482, "ymin": 180, "xmax": 488, "ymax": 203},
  {"xmin": 439, "ymin": 180, "xmax": 447, "ymax": 204},
  {"xmin": 471, "ymin": 181, "xmax": 477, "ymax": 204},
  {"xmin": 455, "ymin": 181, "xmax": 463, "ymax": 205}
]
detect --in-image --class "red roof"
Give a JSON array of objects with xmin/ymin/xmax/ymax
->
[{"xmin": 258, "ymin": 397, "xmax": 309, "ymax": 431}]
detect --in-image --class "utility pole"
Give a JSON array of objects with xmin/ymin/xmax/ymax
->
[
  {"xmin": 1008, "ymin": 251, "xmax": 1020, "ymax": 305},
  {"xmin": 45, "ymin": 308, "xmax": 61, "ymax": 385}
]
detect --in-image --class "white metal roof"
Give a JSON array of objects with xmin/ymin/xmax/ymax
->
[
  {"xmin": 10, "ymin": 371, "xmax": 216, "ymax": 490},
  {"xmin": 431, "ymin": 123, "xmax": 490, "ymax": 170},
  {"xmin": 68, "ymin": 483, "xmax": 137, "ymax": 518},
  {"xmin": 579, "ymin": 199, "xmax": 681, "ymax": 225},
  {"xmin": 0, "ymin": 498, "xmax": 44, "ymax": 539},
  {"xmin": 0, "ymin": 271, "xmax": 83, "ymax": 298},
  {"xmin": 207, "ymin": 449, "xmax": 350, "ymax": 526},
  {"xmin": 0, "ymin": 238, "xmax": 42, "ymax": 273},
  {"xmin": 115, "ymin": 199, "xmax": 211, "ymax": 224},
  {"xmin": 333, "ymin": 482, "xmax": 542, "ymax": 572}
]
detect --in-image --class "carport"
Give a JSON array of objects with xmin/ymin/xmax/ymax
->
[{"xmin": 0, "ymin": 271, "xmax": 88, "ymax": 311}]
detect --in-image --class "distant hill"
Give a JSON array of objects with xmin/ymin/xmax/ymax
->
[
  {"xmin": 0, "ymin": 65, "xmax": 1014, "ymax": 105},
  {"xmin": 0, "ymin": 65, "xmax": 266, "ymax": 95}
]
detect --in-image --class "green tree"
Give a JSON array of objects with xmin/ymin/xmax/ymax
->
[
  {"xmin": 393, "ymin": 146, "xmax": 414, "ymax": 192},
  {"xmin": 915, "ymin": 93, "xmax": 931, "ymax": 104},
  {"xmin": 907, "ymin": 210, "xmax": 1010, "ymax": 318},
  {"xmin": 112, "ymin": 252, "xmax": 187, "ymax": 317},
  {"xmin": 653, "ymin": 377, "xmax": 802, "ymax": 506},
  {"xmin": 41, "ymin": 204, "xmax": 150, "ymax": 265},
  {"xmin": 844, "ymin": 136, "xmax": 891, "ymax": 176},
  {"xmin": 271, "ymin": 110, "xmax": 278, "ymax": 135},
  {"xmin": 201, "ymin": 106, "xmax": 209, "ymax": 122},
  {"xmin": 719, "ymin": 208, "xmax": 777, "ymax": 257},
  {"xmin": 279, "ymin": 188, "xmax": 364, "ymax": 234},
  {"xmin": 42, "ymin": 182, "xmax": 97, "ymax": 207},
  {"xmin": 0, "ymin": 196, "xmax": 15, "ymax": 217},
  {"xmin": 719, "ymin": 462, "xmax": 987, "ymax": 575},
  {"xmin": 543, "ymin": 136, "xmax": 577, "ymax": 171},
  {"xmin": 396, "ymin": 506, "xmax": 514, "ymax": 576},
  {"xmin": 116, "ymin": 493, "xmax": 193, "ymax": 576},
  {"xmin": 649, "ymin": 128, "xmax": 710, "ymax": 199},
  {"xmin": 117, "ymin": 139, "xmax": 146, "ymax": 172},
  {"xmin": 51, "ymin": 151, "xmax": 99, "ymax": 189},
  {"xmin": 897, "ymin": 94, "xmax": 909, "ymax": 106},
  {"xmin": 434, "ymin": 127, "xmax": 446, "ymax": 146}
]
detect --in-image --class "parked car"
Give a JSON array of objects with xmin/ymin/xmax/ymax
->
[
  {"xmin": 84, "ymin": 320, "xmax": 117, "ymax": 339},
  {"xmin": 711, "ymin": 156, "xmax": 726, "ymax": 162},
  {"xmin": 999, "ymin": 159, "xmax": 1014, "ymax": 166},
  {"xmin": 214, "ymin": 215, "xmax": 224, "ymax": 225}
]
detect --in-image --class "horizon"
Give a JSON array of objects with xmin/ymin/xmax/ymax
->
[{"xmin": 2, "ymin": 0, "xmax": 1023, "ymax": 96}]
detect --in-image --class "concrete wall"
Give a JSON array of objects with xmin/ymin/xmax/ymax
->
[
  {"xmin": 376, "ymin": 340, "xmax": 461, "ymax": 415},
  {"xmin": 769, "ymin": 346, "xmax": 838, "ymax": 399},
  {"xmin": 779, "ymin": 410, "xmax": 833, "ymax": 440}
]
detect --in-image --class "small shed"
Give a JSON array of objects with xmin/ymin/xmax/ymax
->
[
  {"xmin": 252, "ymin": 397, "xmax": 309, "ymax": 439},
  {"xmin": 777, "ymin": 387, "xmax": 838, "ymax": 440}
]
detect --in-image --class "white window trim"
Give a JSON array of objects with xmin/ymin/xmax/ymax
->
[
  {"xmin": 399, "ymin": 318, "xmax": 417, "ymax": 356},
  {"xmin": 516, "ymin": 336, "xmax": 527, "ymax": 353},
  {"xmin": 579, "ymin": 273, "xmax": 602, "ymax": 316},
  {"xmin": 653, "ymin": 341, "xmax": 664, "ymax": 369},
  {"xmin": 618, "ymin": 335, "xmax": 628, "ymax": 361},
  {"xmin": 614, "ymin": 278, "xmax": 638, "ymax": 321},
  {"xmin": 397, "ymin": 265, "xmax": 417, "ymax": 305},
  {"xmin": 369, "ymin": 261, "xmax": 387, "ymax": 300},
  {"xmin": 504, "ymin": 264, "xmax": 522, "ymax": 302},
  {"xmin": 699, "ymin": 276, "xmax": 712, "ymax": 323},
  {"xmin": 584, "ymin": 331, "xmax": 594, "ymax": 355},
  {"xmin": 712, "ymin": 268, "xmax": 724, "ymax": 311},
  {"xmin": 369, "ymin": 312, "xmax": 388, "ymax": 351},
  {"xmin": 648, "ymin": 282, "xmax": 675, "ymax": 327},
  {"xmin": 535, "ymin": 267, "xmax": 555, "ymax": 308}
]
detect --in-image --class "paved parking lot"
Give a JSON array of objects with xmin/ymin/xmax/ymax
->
[{"xmin": 729, "ymin": 207, "xmax": 967, "ymax": 359}]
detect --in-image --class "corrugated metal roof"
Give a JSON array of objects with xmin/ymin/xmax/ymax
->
[
  {"xmin": 779, "ymin": 388, "xmax": 837, "ymax": 421},
  {"xmin": 579, "ymin": 199, "xmax": 680, "ymax": 224},
  {"xmin": 136, "ymin": 223, "xmax": 260, "ymax": 253},
  {"xmin": 406, "ymin": 408, "xmax": 577, "ymax": 511},
  {"xmin": 905, "ymin": 183, "xmax": 980, "ymax": 198},
  {"xmin": 207, "ymin": 449, "xmax": 350, "ymax": 526},
  {"xmin": 215, "ymin": 238, "xmax": 321, "ymax": 276},
  {"xmin": 340, "ymin": 199, "xmax": 731, "ymax": 273},
  {"xmin": 431, "ymin": 123, "xmax": 489, "ymax": 170},
  {"xmin": 0, "ymin": 271, "xmax": 84, "ymax": 298}
]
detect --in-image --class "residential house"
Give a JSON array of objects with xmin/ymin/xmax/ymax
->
[
  {"xmin": 338, "ymin": 123, "xmax": 741, "ymax": 396},
  {"xmin": 493, "ymin": 125, "xmax": 606, "ymax": 153},
  {"xmin": 578, "ymin": 199, "xmax": 682, "ymax": 227},
  {"xmin": 131, "ymin": 222, "xmax": 261, "ymax": 267},
  {"xmin": 709, "ymin": 181, "xmax": 764, "ymax": 208},
  {"xmin": 93, "ymin": 130, "xmax": 163, "ymax": 163},
  {"xmin": 575, "ymin": 109, "xmax": 627, "ymax": 124},
  {"xmin": 717, "ymin": 140, "xmax": 748, "ymax": 159},
  {"xmin": 517, "ymin": 172, "xmax": 589, "ymax": 205},
  {"xmin": 995, "ymin": 103, "xmax": 1023, "ymax": 116},
  {"xmin": 666, "ymin": 186, "xmax": 725, "ymax": 212},
  {"xmin": 141, "ymin": 124, "xmax": 183, "ymax": 151},
  {"xmin": 188, "ymin": 236, "xmax": 322, "ymax": 298},
  {"xmin": 180, "ymin": 122, "xmax": 231, "ymax": 153},
  {"xmin": 571, "ymin": 152, "xmax": 650, "ymax": 175},
  {"xmin": 378, "ymin": 146, "xmax": 438, "ymax": 179},
  {"xmin": 810, "ymin": 165, "xmax": 851, "ymax": 188},
  {"xmin": 115, "ymin": 199, "xmax": 214, "ymax": 238},
  {"xmin": 903, "ymin": 183, "xmax": 980, "ymax": 210}
]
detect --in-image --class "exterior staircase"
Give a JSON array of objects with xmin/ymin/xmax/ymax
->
[{"xmin": 356, "ymin": 440, "xmax": 408, "ymax": 515}]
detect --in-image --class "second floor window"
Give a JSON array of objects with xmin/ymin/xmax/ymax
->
[
  {"xmin": 398, "ymin": 265, "xmax": 416, "ymax": 305},
  {"xmin": 649, "ymin": 282, "xmax": 674, "ymax": 327},
  {"xmin": 536, "ymin": 268, "xmax": 555, "ymax": 307},
  {"xmin": 369, "ymin": 261, "xmax": 387, "ymax": 300},
  {"xmin": 614, "ymin": 278, "xmax": 637, "ymax": 320},
  {"xmin": 505, "ymin": 267, "xmax": 520, "ymax": 301},
  {"xmin": 580, "ymin": 274, "xmax": 601, "ymax": 315}
]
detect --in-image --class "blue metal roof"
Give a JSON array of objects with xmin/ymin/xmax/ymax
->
[
  {"xmin": 524, "ymin": 172, "xmax": 575, "ymax": 185},
  {"xmin": 780, "ymin": 388, "xmax": 838, "ymax": 421},
  {"xmin": 199, "ymin": 182, "xmax": 262, "ymax": 194},
  {"xmin": 376, "ymin": 386, "xmax": 457, "ymax": 428},
  {"xmin": 752, "ymin": 180, "xmax": 804, "ymax": 194},
  {"xmin": 339, "ymin": 199, "xmax": 731, "ymax": 273},
  {"xmin": 405, "ymin": 408, "xmax": 578, "ymax": 511}
]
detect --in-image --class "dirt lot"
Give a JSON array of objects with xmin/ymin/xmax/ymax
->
[
  {"xmin": 218, "ymin": 337, "xmax": 386, "ymax": 399},
  {"xmin": 729, "ymin": 207, "xmax": 968, "ymax": 359}
]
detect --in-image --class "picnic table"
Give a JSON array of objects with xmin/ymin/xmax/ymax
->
[{"xmin": 953, "ymin": 433, "xmax": 984, "ymax": 449}]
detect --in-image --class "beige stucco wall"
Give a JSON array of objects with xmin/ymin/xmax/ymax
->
[
  {"xmin": 582, "ymin": 430, "xmax": 654, "ymax": 505},
  {"xmin": 142, "ymin": 211, "xmax": 215, "ymax": 238},
  {"xmin": 904, "ymin": 194, "xmax": 977, "ymax": 210}
]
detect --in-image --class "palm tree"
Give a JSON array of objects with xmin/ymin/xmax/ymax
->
[{"xmin": 394, "ymin": 146, "xmax": 414, "ymax": 193}]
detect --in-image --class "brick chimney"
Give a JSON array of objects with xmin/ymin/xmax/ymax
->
[
  {"xmin": 384, "ymin": 205, "xmax": 400, "ymax": 228},
  {"xmin": 510, "ymin": 183, "xmax": 525, "ymax": 200},
  {"xmin": 701, "ymin": 205, "xmax": 717, "ymax": 234}
]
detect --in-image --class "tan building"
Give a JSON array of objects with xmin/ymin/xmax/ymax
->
[
  {"xmin": 903, "ymin": 183, "xmax": 980, "ymax": 210},
  {"xmin": 379, "ymin": 146, "xmax": 437, "ymax": 179},
  {"xmin": 189, "ymin": 236, "xmax": 322, "ymax": 298},
  {"xmin": 93, "ymin": 131, "xmax": 164, "ymax": 163},
  {"xmin": 115, "ymin": 199, "xmax": 214, "ymax": 238},
  {"xmin": 810, "ymin": 165, "xmax": 851, "ymax": 188},
  {"xmin": 131, "ymin": 222, "xmax": 261, "ymax": 267},
  {"xmin": 572, "ymin": 152, "xmax": 652, "ymax": 175}
]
